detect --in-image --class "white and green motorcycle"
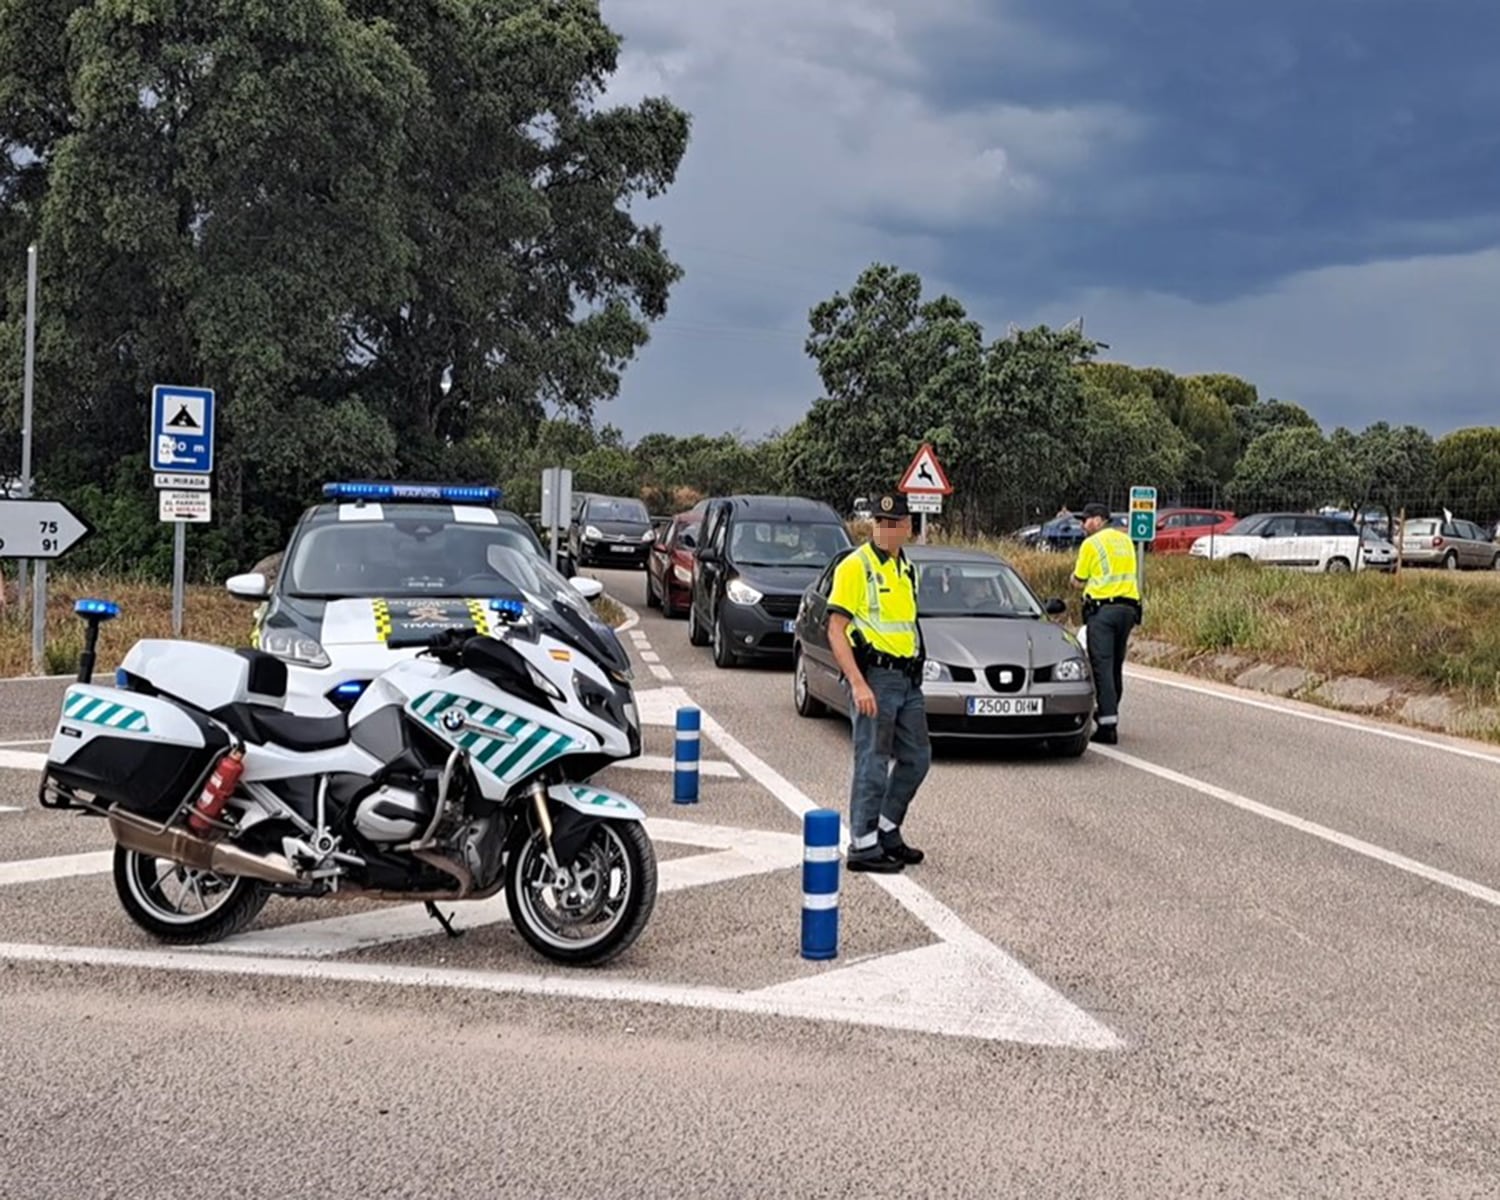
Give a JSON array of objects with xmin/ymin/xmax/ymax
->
[{"xmin": 39, "ymin": 594, "xmax": 655, "ymax": 967}]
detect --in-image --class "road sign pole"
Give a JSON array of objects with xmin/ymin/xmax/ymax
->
[
  {"xmin": 18, "ymin": 243, "xmax": 38, "ymax": 614},
  {"xmin": 171, "ymin": 519, "xmax": 186, "ymax": 636},
  {"xmin": 30, "ymin": 561, "xmax": 45, "ymax": 673}
]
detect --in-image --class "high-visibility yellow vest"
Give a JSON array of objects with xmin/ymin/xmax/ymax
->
[
  {"xmin": 828, "ymin": 542, "xmax": 920, "ymax": 657},
  {"xmin": 1075, "ymin": 527, "xmax": 1141, "ymax": 600}
]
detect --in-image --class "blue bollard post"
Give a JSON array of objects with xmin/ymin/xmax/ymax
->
[
  {"xmin": 801, "ymin": 808, "xmax": 841, "ymax": 960},
  {"xmin": 673, "ymin": 707, "xmax": 700, "ymax": 804}
]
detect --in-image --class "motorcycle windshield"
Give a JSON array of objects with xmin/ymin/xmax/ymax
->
[{"xmin": 485, "ymin": 546, "xmax": 631, "ymax": 677}]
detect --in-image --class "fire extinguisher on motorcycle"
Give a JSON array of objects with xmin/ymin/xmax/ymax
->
[{"xmin": 187, "ymin": 747, "xmax": 246, "ymax": 834}]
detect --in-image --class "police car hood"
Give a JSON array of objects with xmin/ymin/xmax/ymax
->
[
  {"xmin": 320, "ymin": 596, "xmax": 488, "ymax": 646},
  {"xmin": 314, "ymin": 593, "xmax": 630, "ymax": 676}
]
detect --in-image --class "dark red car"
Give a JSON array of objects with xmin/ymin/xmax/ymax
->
[
  {"xmin": 1150, "ymin": 508, "xmax": 1237, "ymax": 554},
  {"xmin": 646, "ymin": 502, "xmax": 707, "ymax": 618}
]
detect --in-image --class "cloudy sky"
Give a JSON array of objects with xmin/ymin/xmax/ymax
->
[{"xmin": 597, "ymin": 0, "xmax": 1500, "ymax": 442}]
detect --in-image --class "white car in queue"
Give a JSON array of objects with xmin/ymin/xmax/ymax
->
[
  {"xmin": 1189, "ymin": 511, "xmax": 1393, "ymax": 573},
  {"xmin": 227, "ymin": 481, "xmax": 628, "ymax": 717}
]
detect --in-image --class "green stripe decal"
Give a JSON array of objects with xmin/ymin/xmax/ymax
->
[{"xmin": 492, "ymin": 725, "xmax": 551, "ymax": 776}]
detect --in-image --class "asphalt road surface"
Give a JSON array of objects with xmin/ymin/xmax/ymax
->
[{"xmin": 2, "ymin": 566, "xmax": 1497, "ymax": 1198}]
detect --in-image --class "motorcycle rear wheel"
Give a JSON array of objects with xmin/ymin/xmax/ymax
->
[
  {"xmin": 505, "ymin": 819, "xmax": 657, "ymax": 966},
  {"xmin": 114, "ymin": 846, "xmax": 269, "ymax": 944}
]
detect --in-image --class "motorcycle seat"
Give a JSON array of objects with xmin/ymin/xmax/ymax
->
[{"xmin": 225, "ymin": 706, "xmax": 350, "ymax": 752}]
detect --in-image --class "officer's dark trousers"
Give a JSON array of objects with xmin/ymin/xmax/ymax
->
[
  {"xmin": 1085, "ymin": 602, "xmax": 1136, "ymax": 727},
  {"xmin": 846, "ymin": 667, "xmax": 931, "ymax": 856}
]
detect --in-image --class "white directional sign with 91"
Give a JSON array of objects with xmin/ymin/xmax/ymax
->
[{"xmin": 0, "ymin": 499, "xmax": 92, "ymax": 559}]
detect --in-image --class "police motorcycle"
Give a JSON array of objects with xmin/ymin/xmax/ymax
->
[{"xmin": 37, "ymin": 590, "xmax": 656, "ymax": 967}]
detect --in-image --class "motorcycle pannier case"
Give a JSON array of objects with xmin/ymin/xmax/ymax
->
[{"xmin": 43, "ymin": 684, "xmax": 231, "ymax": 819}]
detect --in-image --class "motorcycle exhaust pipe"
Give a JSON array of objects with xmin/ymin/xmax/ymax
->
[{"xmin": 108, "ymin": 810, "xmax": 301, "ymax": 885}]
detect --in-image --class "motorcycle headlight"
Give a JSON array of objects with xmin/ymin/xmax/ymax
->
[
  {"xmin": 922, "ymin": 660, "xmax": 951, "ymax": 682},
  {"xmin": 1054, "ymin": 657, "xmax": 1089, "ymax": 682},
  {"xmin": 260, "ymin": 628, "xmax": 330, "ymax": 668},
  {"xmin": 725, "ymin": 578, "xmax": 762, "ymax": 606},
  {"xmin": 526, "ymin": 661, "xmax": 564, "ymax": 700},
  {"xmin": 585, "ymin": 525, "xmax": 602, "ymax": 540}
]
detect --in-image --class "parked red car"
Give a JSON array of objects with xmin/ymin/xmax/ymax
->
[
  {"xmin": 646, "ymin": 502, "xmax": 708, "ymax": 618},
  {"xmin": 1150, "ymin": 508, "xmax": 1237, "ymax": 554}
]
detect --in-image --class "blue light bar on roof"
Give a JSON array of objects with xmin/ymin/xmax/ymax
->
[
  {"xmin": 322, "ymin": 481, "xmax": 501, "ymax": 504},
  {"xmin": 489, "ymin": 597, "xmax": 525, "ymax": 617},
  {"xmin": 74, "ymin": 598, "xmax": 120, "ymax": 619}
]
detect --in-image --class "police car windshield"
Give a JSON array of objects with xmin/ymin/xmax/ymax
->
[
  {"xmin": 285, "ymin": 519, "xmax": 546, "ymax": 599},
  {"xmin": 915, "ymin": 561, "xmax": 1044, "ymax": 618},
  {"xmin": 731, "ymin": 521, "xmax": 849, "ymax": 567}
]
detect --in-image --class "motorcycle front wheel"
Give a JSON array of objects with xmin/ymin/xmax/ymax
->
[
  {"xmin": 113, "ymin": 847, "xmax": 269, "ymax": 944},
  {"xmin": 505, "ymin": 819, "xmax": 658, "ymax": 967}
]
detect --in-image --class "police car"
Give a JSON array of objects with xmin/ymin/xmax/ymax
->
[{"xmin": 226, "ymin": 481, "xmax": 628, "ymax": 716}]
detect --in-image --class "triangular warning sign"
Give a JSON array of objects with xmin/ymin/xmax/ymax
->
[
  {"xmin": 898, "ymin": 443, "xmax": 952, "ymax": 494},
  {"xmin": 167, "ymin": 405, "xmax": 200, "ymax": 429}
]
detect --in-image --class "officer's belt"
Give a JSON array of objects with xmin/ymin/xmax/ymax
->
[{"xmin": 860, "ymin": 649, "xmax": 918, "ymax": 670}]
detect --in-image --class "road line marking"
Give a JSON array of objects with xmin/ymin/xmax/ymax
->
[
  {"xmin": 0, "ymin": 750, "xmax": 46, "ymax": 770},
  {"xmin": 0, "ymin": 739, "xmax": 50, "ymax": 748},
  {"xmin": 610, "ymin": 754, "xmax": 738, "ymax": 778},
  {"xmin": 648, "ymin": 664, "xmax": 673, "ymax": 680},
  {"xmin": 640, "ymin": 650, "xmax": 661, "ymax": 663},
  {"xmin": 0, "ymin": 940, "xmax": 1120, "ymax": 1048},
  {"xmin": 0, "ymin": 851, "xmax": 113, "ymax": 886},
  {"xmin": 0, "ymin": 805, "xmax": 23, "ymax": 814},
  {"xmin": 1092, "ymin": 744, "xmax": 1500, "ymax": 908},
  {"xmin": 1126, "ymin": 666, "xmax": 1500, "ymax": 767}
]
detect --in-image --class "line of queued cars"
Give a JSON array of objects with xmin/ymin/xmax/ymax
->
[{"xmin": 629, "ymin": 492, "xmax": 1098, "ymax": 757}]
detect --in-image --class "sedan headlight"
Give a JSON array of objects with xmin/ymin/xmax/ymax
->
[
  {"xmin": 260, "ymin": 628, "xmax": 330, "ymax": 668},
  {"xmin": 725, "ymin": 578, "xmax": 762, "ymax": 605},
  {"xmin": 673, "ymin": 564, "xmax": 692, "ymax": 584},
  {"xmin": 641, "ymin": 530, "xmax": 655, "ymax": 541},
  {"xmin": 1054, "ymin": 657, "xmax": 1089, "ymax": 682},
  {"xmin": 584, "ymin": 524, "xmax": 603, "ymax": 540},
  {"xmin": 922, "ymin": 660, "xmax": 952, "ymax": 682}
]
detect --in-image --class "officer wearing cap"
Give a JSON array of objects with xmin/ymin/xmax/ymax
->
[
  {"xmin": 825, "ymin": 491, "xmax": 929, "ymax": 872},
  {"xmin": 1071, "ymin": 502, "xmax": 1141, "ymax": 743}
]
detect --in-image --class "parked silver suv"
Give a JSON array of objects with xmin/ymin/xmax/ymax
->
[{"xmin": 1399, "ymin": 517, "xmax": 1499, "ymax": 570}]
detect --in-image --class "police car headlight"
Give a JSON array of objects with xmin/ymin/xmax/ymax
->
[
  {"xmin": 725, "ymin": 578, "xmax": 762, "ymax": 606},
  {"xmin": 1054, "ymin": 657, "xmax": 1089, "ymax": 682},
  {"xmin": 585, "ymin": 525, "xmax": 603, "ymax": 540},
  {"xmin": 922, "ymin": 660, "xmax": 951, "ymax": 682},
  {"xmin": 260, "ymin": 628, "xmax": 330, "ymax": 668}
]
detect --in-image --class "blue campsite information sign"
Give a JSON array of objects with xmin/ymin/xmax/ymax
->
[{"xmin": 150, "ymin": 384, "xmax": 215, "ymax": 474}]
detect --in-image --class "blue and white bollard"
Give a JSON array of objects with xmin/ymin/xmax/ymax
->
[
  {"xmin": 673, "ymin": 706, "xmax": 700, "ymax": 804},
  {"xmin": 801, "ymin": 808, "xmax": 841, "ymax": 960}
]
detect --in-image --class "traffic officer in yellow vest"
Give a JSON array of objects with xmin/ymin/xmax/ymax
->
[
  {"xmin": 1071, "ymin": 501, "xmax": 1142, "ymax": 744},
  {"xmin": 825, "ymin": 491, "xmax": 930, "ymax": 873}
]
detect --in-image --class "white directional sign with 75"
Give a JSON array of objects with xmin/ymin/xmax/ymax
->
[
  {"xmin": 0, "ymin": 499, "xmax": 92, "ymax": 559},
  {"xmin": 151, "ymin": 384, "xmax": 215, "ymax": 474},
  {"xmin": 1128, "ymin": 485, "xmax": 1158, "ymax": 542}
]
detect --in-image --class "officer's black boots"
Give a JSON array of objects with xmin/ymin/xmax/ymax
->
[
  {"xmin": 1091, "ymin": 725, "xmax": 1118, "ymax": 745},
  {"xmin": 847, "ymin": 849, "xmax": 907, "ymax": 873},
  {"xmin": 879, "ymin": 833, "xmax": 925, "ymax": 865}
]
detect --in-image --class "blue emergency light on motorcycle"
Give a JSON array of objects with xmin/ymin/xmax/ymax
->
[
  {"xmin": 321, "ymin": 481, "xmax": 501, "ymax": 504},
  {"xmin": 489, "ymin": 597, "xmax": 526, "ymax": 619},
  {"xmin": 334, "ymin": 681, "xmax": 367, "ymax": 699},
  {"xmin": 74, "ymin": 598, "xmax": 120, "ymax": 619}
]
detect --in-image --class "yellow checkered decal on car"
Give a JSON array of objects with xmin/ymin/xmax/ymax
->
[
  {"xmin": 466, "ymin": 598, "xmax": 487, "ymax": 631},
  {"xmin": 372, "ymin": 598, "xmax": 393, "ymax": 643}
]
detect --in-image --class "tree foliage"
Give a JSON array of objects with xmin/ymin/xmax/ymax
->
[{"xmin": 0, "ymin": 0, "xmax": 689, "ymax": 578}]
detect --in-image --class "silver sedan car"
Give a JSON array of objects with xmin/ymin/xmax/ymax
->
[{"xmin": 792, "ymin": 544, "xmax": 1096, "ymax": 756}]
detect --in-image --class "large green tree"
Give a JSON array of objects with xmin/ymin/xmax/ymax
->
[
  {"xmin": 1227, "ymin": 426, "xmax": 1349, "ymax": 512},
  {"xmin": 0, "ymin": 0, "xmax": 689, "ymax": 579},
  {"xmin": 1434, "ymin": 428, "xmax": 1500, "ymax": 522}
]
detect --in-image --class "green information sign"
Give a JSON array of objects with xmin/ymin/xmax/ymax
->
[{"xmin": 1128, "ymin": 485, "xmax": 1157, "ymax": 542}]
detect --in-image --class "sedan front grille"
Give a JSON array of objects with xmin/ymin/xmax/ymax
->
[
  {"xmin": 758, "ymin": 594, "xmax": 801, "ymax": 618},
  {"xmin": 983, "ymin": 664, "xmax": 1026, "ymax": 693}
]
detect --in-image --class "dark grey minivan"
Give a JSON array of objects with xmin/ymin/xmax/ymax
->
[{"xmin": 687, "ymin": 495, "xmax": 852, "ymax": 668}]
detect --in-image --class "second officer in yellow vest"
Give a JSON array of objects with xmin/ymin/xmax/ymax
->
[
  {"xmin": 1071, "ymin": 501, "xmax": 1142, "ymax": 744},
  {"xmin": 825, "ymin": 491, "xmax": 930, "ymax": 872}
]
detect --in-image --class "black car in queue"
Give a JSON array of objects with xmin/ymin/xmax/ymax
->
[{"xmin": 687, "ymin": 495, "xmax": 853, "ymax": 668}]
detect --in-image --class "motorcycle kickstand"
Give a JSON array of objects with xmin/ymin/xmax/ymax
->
[{"xmin": 424, "ymin": 901, "xmax": 463, "ymax": 939}]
